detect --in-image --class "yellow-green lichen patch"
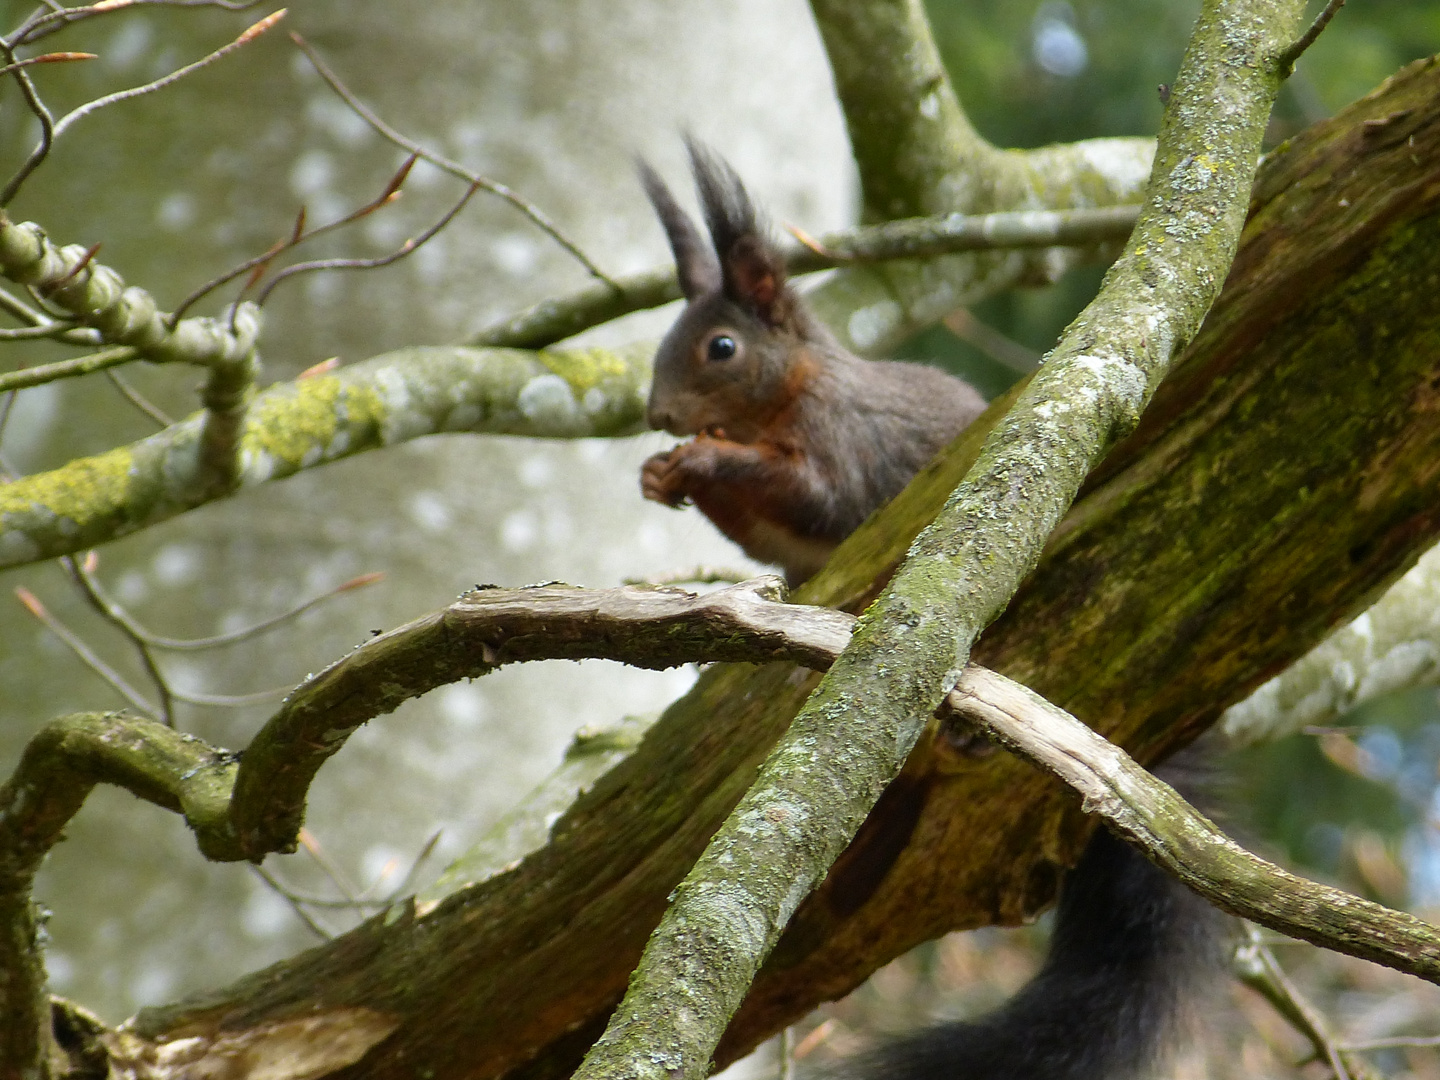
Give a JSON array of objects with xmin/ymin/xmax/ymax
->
[
  {"xmin": 538, "ymin": 344, "xmax": 645, "ymax": 393},
  {"xmin": 242, "ymin": 375, "xmax": 386, "ymax": 479},
  {"xmin": 0, "ymin": 441, "xmax": 134, "ymax": 527}
]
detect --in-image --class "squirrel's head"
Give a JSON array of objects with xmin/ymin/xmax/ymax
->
[{"xmin": 640, "ymin": 140, "xmax": 812, "ymax": 441}]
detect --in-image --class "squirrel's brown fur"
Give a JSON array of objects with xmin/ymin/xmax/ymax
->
[{"xmin": 639, "ymin": 140, "xmax": 986, "ymax": 584}]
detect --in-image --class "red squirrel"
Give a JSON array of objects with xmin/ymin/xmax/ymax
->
[
  {"xmin": 638, "ymin": 141, "xmax": 986, "ymax": 584},
  {"xmin": 637, "ymin": 143, "xmax": 1229, "ymax": 1080}
]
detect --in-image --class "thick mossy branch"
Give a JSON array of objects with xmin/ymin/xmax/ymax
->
[
  {"xmin": 228, "ymin": 577, "xmax": 854, "ymax": 860},
  {"xmin": 0, "ymin": 712, "xmax": 235, "ymax": 1073},
  {"xmin": 947, "ymin": 668, "xmax": 1440, "ymax": 981},
  {"xmin": 571, "ymin": 4, "xmax": 1304, "ymax": 1079},
  {"xmin": 0, "ymin": 342, "xmax": 650, "ymax": 570}
]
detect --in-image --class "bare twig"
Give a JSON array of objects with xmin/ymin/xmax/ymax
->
[
  {"xmin": 290, "ymin": 31, "xmax": 620, "ymax": 289},
  {"xmin": 943, "ymin": 308, "xmax": 1042, "ymax": 373},
  {"xmin": 13, "ymin": 585, "xmax": 158, "ymax": 717},
  {"xmin": 49, "ymin": 9, "xmax": 286, "ymax": 140},
  {"xmin": 141, "ymin": 571, "xmax": 383, "ymax": 651},
  {"xmin": 1235, "ymin": 924, "xmax": 1355, "ymax": 1080},
  {"xmin": 298, "ymin": 828, "xmax": 361, "ymax": 905},
  {"xmin": 1278, "ymin": 0, "xmax": 1345, "ymax": 75},
  {"xmin": 104, "ymin": 369, "xmax": 175, "ymax": 426},
  {"xmin": 470, "ymin": 205, "xmax": 1140, "ymax": 351},
  {"xmin": 944, "ymin": 666, "xmax": 1440, "ymax": 982},
  {"xmin": 170, "ymin": 155, "xmax": 418, "ymax": 322},
  {"xmin": 248, "ymin": 864, "xmax": 333, "ymax": 940},
  {"xmin": 0, "ymin": 346, "xmax": 139, "ymax": 394},
  {"xmin": 254, "ymin": 179, "xmax": 483, "ymax": 304},
  {"xmin": 9, "ymin": 0, "xmax": 267, "ymax": 47},
  {"xmin": 0, "ymin": 47, "xmax": 56, "ymax": 206},
  {"xmin": 63, "ymin": 553, "xmax": 175, "ymax": 725},
  {"xmin": 168, "ymin": 684, "xmax": 291, "ymax": 707}
]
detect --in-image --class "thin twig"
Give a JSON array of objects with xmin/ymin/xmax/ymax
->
[
  {"xmin": 943, "ymin": 308, "xmax": 1042, "ymax": 373},
  {"xmin": 0, "ymin": 45, "xmax": 57, "ymax": 206},
  {"xmin": 378, "ymin": 830, "xmax": 443, "ymax": 901},
  {"xmin": 0, "ymin": 345, "xmax": 139, "ymax": 394},
  {"xmin": 105, "ymin": 369, "xmax": 175, "ymax": 426},
  {"xmin": 777, "ymin": 1027, "xmax": 795, "ymax": 1080},
  {"xmin": 13, "ymin": 585, "xmax": 158, "ymax": 717},
  {"xmin": 290, "ymin": 31, "xmax": 620, "ymax": 289},
  {"xmin": 168, "ymin": 684, "xmax": 291, "ymax": 707},
  {"xmin": 298, "ymin": 828, "xmax": 361, "ymax": 904},
  {"xmin": 50, "ymin": 10, "xmax": 286, "ymax": 141},
  {"xmin": 1236, "ymin": 924, "xmax": 1353, "ymax": 1080},
  {"xmin": 255, "ymin": 179, "xmax": 483, "ymax": 304},
  {"xmin": 62, "ymin": 554, "xmax": 175, "ymax": 726},
  {"xmin": 1278, "ymin": 0, "xmax": 1345, "ymax": 75},
  {"xmin": 65, "ymin": 569, "xmax": 383, "ymax": 651},
  {"xmin": 10, "ymin": 0, "xmax": 267, "ymax": 47},
  {"xmin": 249, "ymin": 864, "xmax": 333, "ymax": 940},
  {"xmin": 171, "ymin": 154, "xmax": 418, "ymax": 322},
  {"xmin": 1343, "ymin": 1035, "xmax": 1440, "ymax": 1051},
  {"xmin": 0, "ymin": 285, "xmax": 47, "ymax": 325}
]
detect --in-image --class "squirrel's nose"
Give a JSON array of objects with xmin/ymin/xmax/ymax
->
[{"xmin": 647, "ymin": 406, "xmax": 675, "ymax": 433}]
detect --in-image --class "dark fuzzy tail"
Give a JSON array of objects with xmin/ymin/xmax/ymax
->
[{"xmin": 842, "ymin": 826, "xmax": 1231, "ymax": 1080}]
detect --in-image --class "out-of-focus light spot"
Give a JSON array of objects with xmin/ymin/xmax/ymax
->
[
  {"xmin": 410, "ymin": 490, "xmax": 452, "ymax": 533},
  {"xmin": 1032, "ymin": 2, "xmax": 1088, "ymax": 77},
  {"xmin": 501, "ymin": 509, "xmax": 539, "ymax": 552}
]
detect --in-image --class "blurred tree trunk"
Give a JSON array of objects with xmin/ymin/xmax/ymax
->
[{"xmin": 78, "ymin": 53, "xmax": 1440, "ymax": 1080}]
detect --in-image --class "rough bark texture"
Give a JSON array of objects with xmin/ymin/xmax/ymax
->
[
  {"xmin": 572, "ymin": 1, "xmax": 1301, "ymax": 1076},
  {"xmin": 39, "ymin": 49, "xmax": 1440, "ymax": 1080}
]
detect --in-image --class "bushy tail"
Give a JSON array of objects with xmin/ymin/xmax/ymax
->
[{"xmin": 843, "ymin": 825, "xmax": 1231, "ymax": 1080}]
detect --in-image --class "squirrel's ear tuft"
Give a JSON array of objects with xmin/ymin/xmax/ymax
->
[
  {"xmin": 684, "ymin": 137, "xmax": 791, "ymax": 327},
  {"xmin": 640, "ymin": 159, "xmax": 721, "ymax": 299}
]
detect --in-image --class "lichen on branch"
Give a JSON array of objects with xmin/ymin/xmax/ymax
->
[{"xmin": 0, "ymin": 342, "xmax": 650, "ymax": 570}]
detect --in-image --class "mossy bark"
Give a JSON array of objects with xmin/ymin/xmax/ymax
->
[{"xmin": 81, "ymin": 34, "xmax": 1440, "ymax": 1080}]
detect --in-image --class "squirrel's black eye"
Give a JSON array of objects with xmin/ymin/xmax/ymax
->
[{"xmin": 707, "ymin": 335, "xmax": 737, "ymax": 361}]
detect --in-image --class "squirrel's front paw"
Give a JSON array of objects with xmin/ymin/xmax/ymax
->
[{"xmin": 641, "ymin": 450, "xmax": 689, "ymax": 507}]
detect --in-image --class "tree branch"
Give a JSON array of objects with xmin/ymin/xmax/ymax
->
[
  {"xmin": 945, "ymin": 667, "xmax": 1440, "ymax": 981},
  {"xmin": 470, "ymin": 205, "xmax": 1139, "ymax": 352},
  {"xmin": 227, "ymin": 577, "xmax": 853, "ymax": 859},
  {"xmin": 1223, "ymin": 540, "xmax": 1440, "ymax": 745},
  {"xmin": 0, "ymin": 341, "xmax": 650, "ymax": 569},
  {"xmin": 0, "ymin": 712, "xmax": 235, "ymax": 1074},
  {"xmin": 12, "ymin": 578, "xmax": 1438, "ymax": 1075},
  {"xmin": 802, "ymin": 0, "xmax": 1157, "ymax": 355},
  {"xmin": 572, "ymin": 1, "xmax": 1306, "ymax": 1076}
]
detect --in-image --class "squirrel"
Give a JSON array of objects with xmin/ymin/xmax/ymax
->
[
  {"xmin": 638, "ymin": 141, "xmax": 1230, "ymax": 1080},
  {"xmin": 638, "ymin": 140, "xmax": 987, "ymax": 585}
]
